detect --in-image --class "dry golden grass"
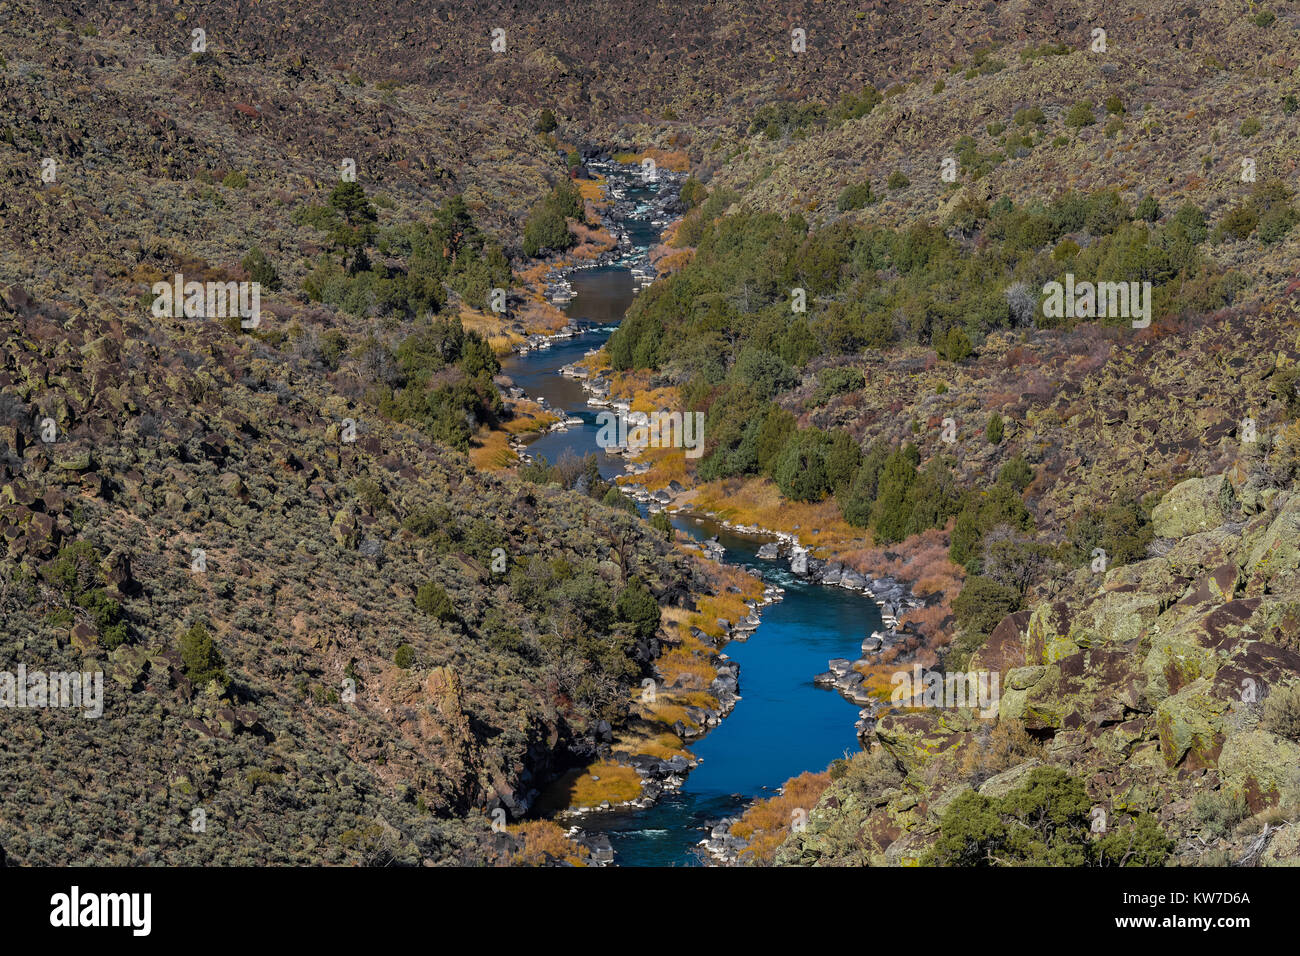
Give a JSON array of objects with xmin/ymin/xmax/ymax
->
[
  {"xmin": 899, "ymin": 603, "xmax": 950, "ymax": 635},
  {"xmin": 656, "ymin": 644, "xmax": 716, "ymax": 688},
  {"xmin": 618, "ymin": 445, "xmax": 691, "ymax": 490},
  {"xmin": 691, "ymin": 594, "xmax": 749, "ymax": 637},
  {"xmin": 536, "ymin": 761, "xmax": 644, "ymax": 813},
  {"xmin": 660, "ymin": 605, "xmax": 694, "ymax": 627},
  {"xmin": 680, "ymin": 689, "xmax": 720, "ymax": 709},
  {"xmin": 507, "ymin": 820, "xmax": 589, "ymax": 866},
  {"xmin": 576, "ymin": 175, "xmax": 606, "ymax": 203},
  {"xmin": 577, "ymin": 349, "xmax": 612, "ymax": 374},
  {"xmin": 642, "ymin": 700, "xmax": 695, "ymax": 730},
  {"xmin": 661, "ymin": 219, "xmax": 684, "ymax": 246},
  {"xmin": 570, "ymin": 219, "xmax": 617, "ymax": 258},
  {"xmin": 468, "ymin": 429, "xmax": 517, "ymax": 470},
  {"xmin": 642, "ymin": 644, "xmax": 722, "ymax": 723},
  {"xmin": 690, "ymin": 476, "xmax": 873, "ymax": 557},
  {"xmin": 457, "ymin": 304, "xmax": 526, "ymax": 354},
  {"xmin": 731, "ymin": 770, "xmax": 833, "ymax": 864},
  {"xmin": 611, "ymin": 148, "xmax": 690, "ymax": 172},
  {"xmin": 598, "ymin": 369, "xmax": 677, "ymax": 412},
  {"xmin": 849, "ymin": 665, "xmax": 901, "ymax": 702},
  {"xmin": 680, "ymin": 564, "xmax": 764, "ymax": 642},
  {"xmin": 708, "ymin": 559, "xmax": 766, "ymax": 601},
  {"xmin": 517, "ymin": 299, "xmax": 572, "ymax": 336},
  {"xmin": 610, "ymin": 729, "xmax": 690, "ymax": 762},
  {"xmin": 514, "ymin": 259, "xmax": 556, "ymax": 294},
  {"xmin": 507, "ymin": 399, "xmax": 561, "ymax": 433},
  {"xmin": 652, "ymin": 247, "xmax": 694, "ymax": 274},
  {"xmin": 628, "ymin": 384, "xmax": 680, "ymax": 415},
  {"xmin": 570, "ymin": 761, "xmax": 643, "ymax": 806},
  {"xmin": 468, "ymin": 399, "xmax": 560, "ymax": 471}
]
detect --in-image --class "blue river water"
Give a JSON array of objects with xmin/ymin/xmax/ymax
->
[
  {"xmin": 586, "ymin": 515, "xmax": 877, "ymax": 866},
  {"xmin": 503, "ymin": 251, "xmax": 878, "ymax": 866}
]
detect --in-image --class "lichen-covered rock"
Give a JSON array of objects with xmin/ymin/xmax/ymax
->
[
  {"xmin": 998, "ymin": 664, "xmax": 1055, "ymax": 723},
  {"xmin": 1142, "ymin": 605, "xmax": 1228, "ymax": 702},
  {"xmin": 1068, "ymin": 586, "xmax": 1166, "ymax": 649},
  {"xmin": 976, "ymin": 759, "xmax": 1043, "ymax": 798},
  {"xmin": 1151, "ymin": 475, "xmax": 1227, "ymax": 538},
  {"xmin": 1261, "ymin": 824, "xmax": 1300, "ymax": 866},
  {"xmin": 330, "ymin": 506, "xmax": 359, "ymax": 549},
  {"xmin": 926, "ymin": 781, "xmax": 973, "ymax": 821},
  {"xmin": 1240, "ymin": 492, "xmax": 1300, "ymax": 596},
  {"xmin": 109, "ymin": 643, "xmax": 150, "ymax": 688},
  {"xmin": 53, "ymin": 448, "xmax": 92, "ymax": 471},
  {"xmin": 971, "ymin": 609, "xmax": 1031, "ymax": 675},
  {"xmin": 875, "ymin": 712, "xmax": 969, "ymax": 775},
  {"xmin": 217, "ymin": 471, "xmax": 247, "ymax": 501},
  {"xmin": 1155, "ymin": 680, "xmax": 1225, "ymax": 769},
  {"xmin": 1026, "ymin": 601, "xmax": 1078, "ymax": 663},
  {"xmin": 1217, "ymin": 730, "xmax": 1300, "ymax": 806}
]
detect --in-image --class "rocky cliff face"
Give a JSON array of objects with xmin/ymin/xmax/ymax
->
[{"xmin": 777, "ymin": 456, "xmax": 1300, "ymax": 865}]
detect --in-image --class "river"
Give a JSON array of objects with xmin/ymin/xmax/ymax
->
[{"xmin": 502, "ymin": 168, "xmax": 879, "ymax": 866}]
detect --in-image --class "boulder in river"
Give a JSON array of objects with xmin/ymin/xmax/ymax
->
[
  {"xmin": 578, "ymin": 832, "xmax": 615, "ymax": 864},
  {"xmin": 845, "ymin": 686, "xmax": 875, "ymax": 706},
  {"xmin": 834, "ymin": 671, "xmax": 864, "ymax": 691},
  {"xmin": 701, "ymin": 536, "xmax": 725, "ymax": 558},
  {"xmin": 840, "ymin": 568, "xmax": 868, "ymax": 590}
]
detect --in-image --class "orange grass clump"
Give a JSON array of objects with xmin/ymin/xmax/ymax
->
[
  {"xmin": 507, "ymin": 820, "xmax": 589, "ymax": 866},
  {"xmin": 730, "ymin": 771, "xmax": 833, "ymax": 864}
]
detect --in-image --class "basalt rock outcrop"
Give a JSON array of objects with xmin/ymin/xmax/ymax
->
[{"xmin": 777, "ymin": 465, "xmax": 1300, "ymax": 866}]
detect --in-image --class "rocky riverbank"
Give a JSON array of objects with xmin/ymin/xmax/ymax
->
[
  {"xmin": 553, "ymin": 576, "xmax": 787, "ymax": 866},
  {"xmin": 696, "ymin": 522, "xmax": 930, "ymax": 739},
  {"xmin": 505, "ymin": 158, "xmax": 803, "ymax": 851},
  {"xmin": 520, "ymin": 155, "xmax": 686, "ymax": 351},
  {"xmin": 561, "ymin": 343, "xmax": 937, "ymax": 741},
  {"xmin": 700, "ymin": 815, "xmax": 748, "ymax": 864},
  {"xmin": 500, "ymin": 157, "xmax": 685, "ymax": 459},
  {"xmin": 556, "ymin": 579, "xmax": 784, "ymax": 814}
]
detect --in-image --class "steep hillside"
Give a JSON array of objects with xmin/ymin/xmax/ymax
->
[
  {"xmin": 0, "ymin": 2, "xmax": 740, "ymax": 866},
  {"xmin": 777, "ymin": 457, "xmax": 1300, "ymax": 866},
  {"xmin": 2, "ymin": 0, "xmax": 1300, "ymax": 869},
  {"xmin": 0, "ymin": 278, "xmax": 728, "ymax": 864},
  {"xmin": 559, "ymin": 3, "xmax": 1300, "ymax": 865}
]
